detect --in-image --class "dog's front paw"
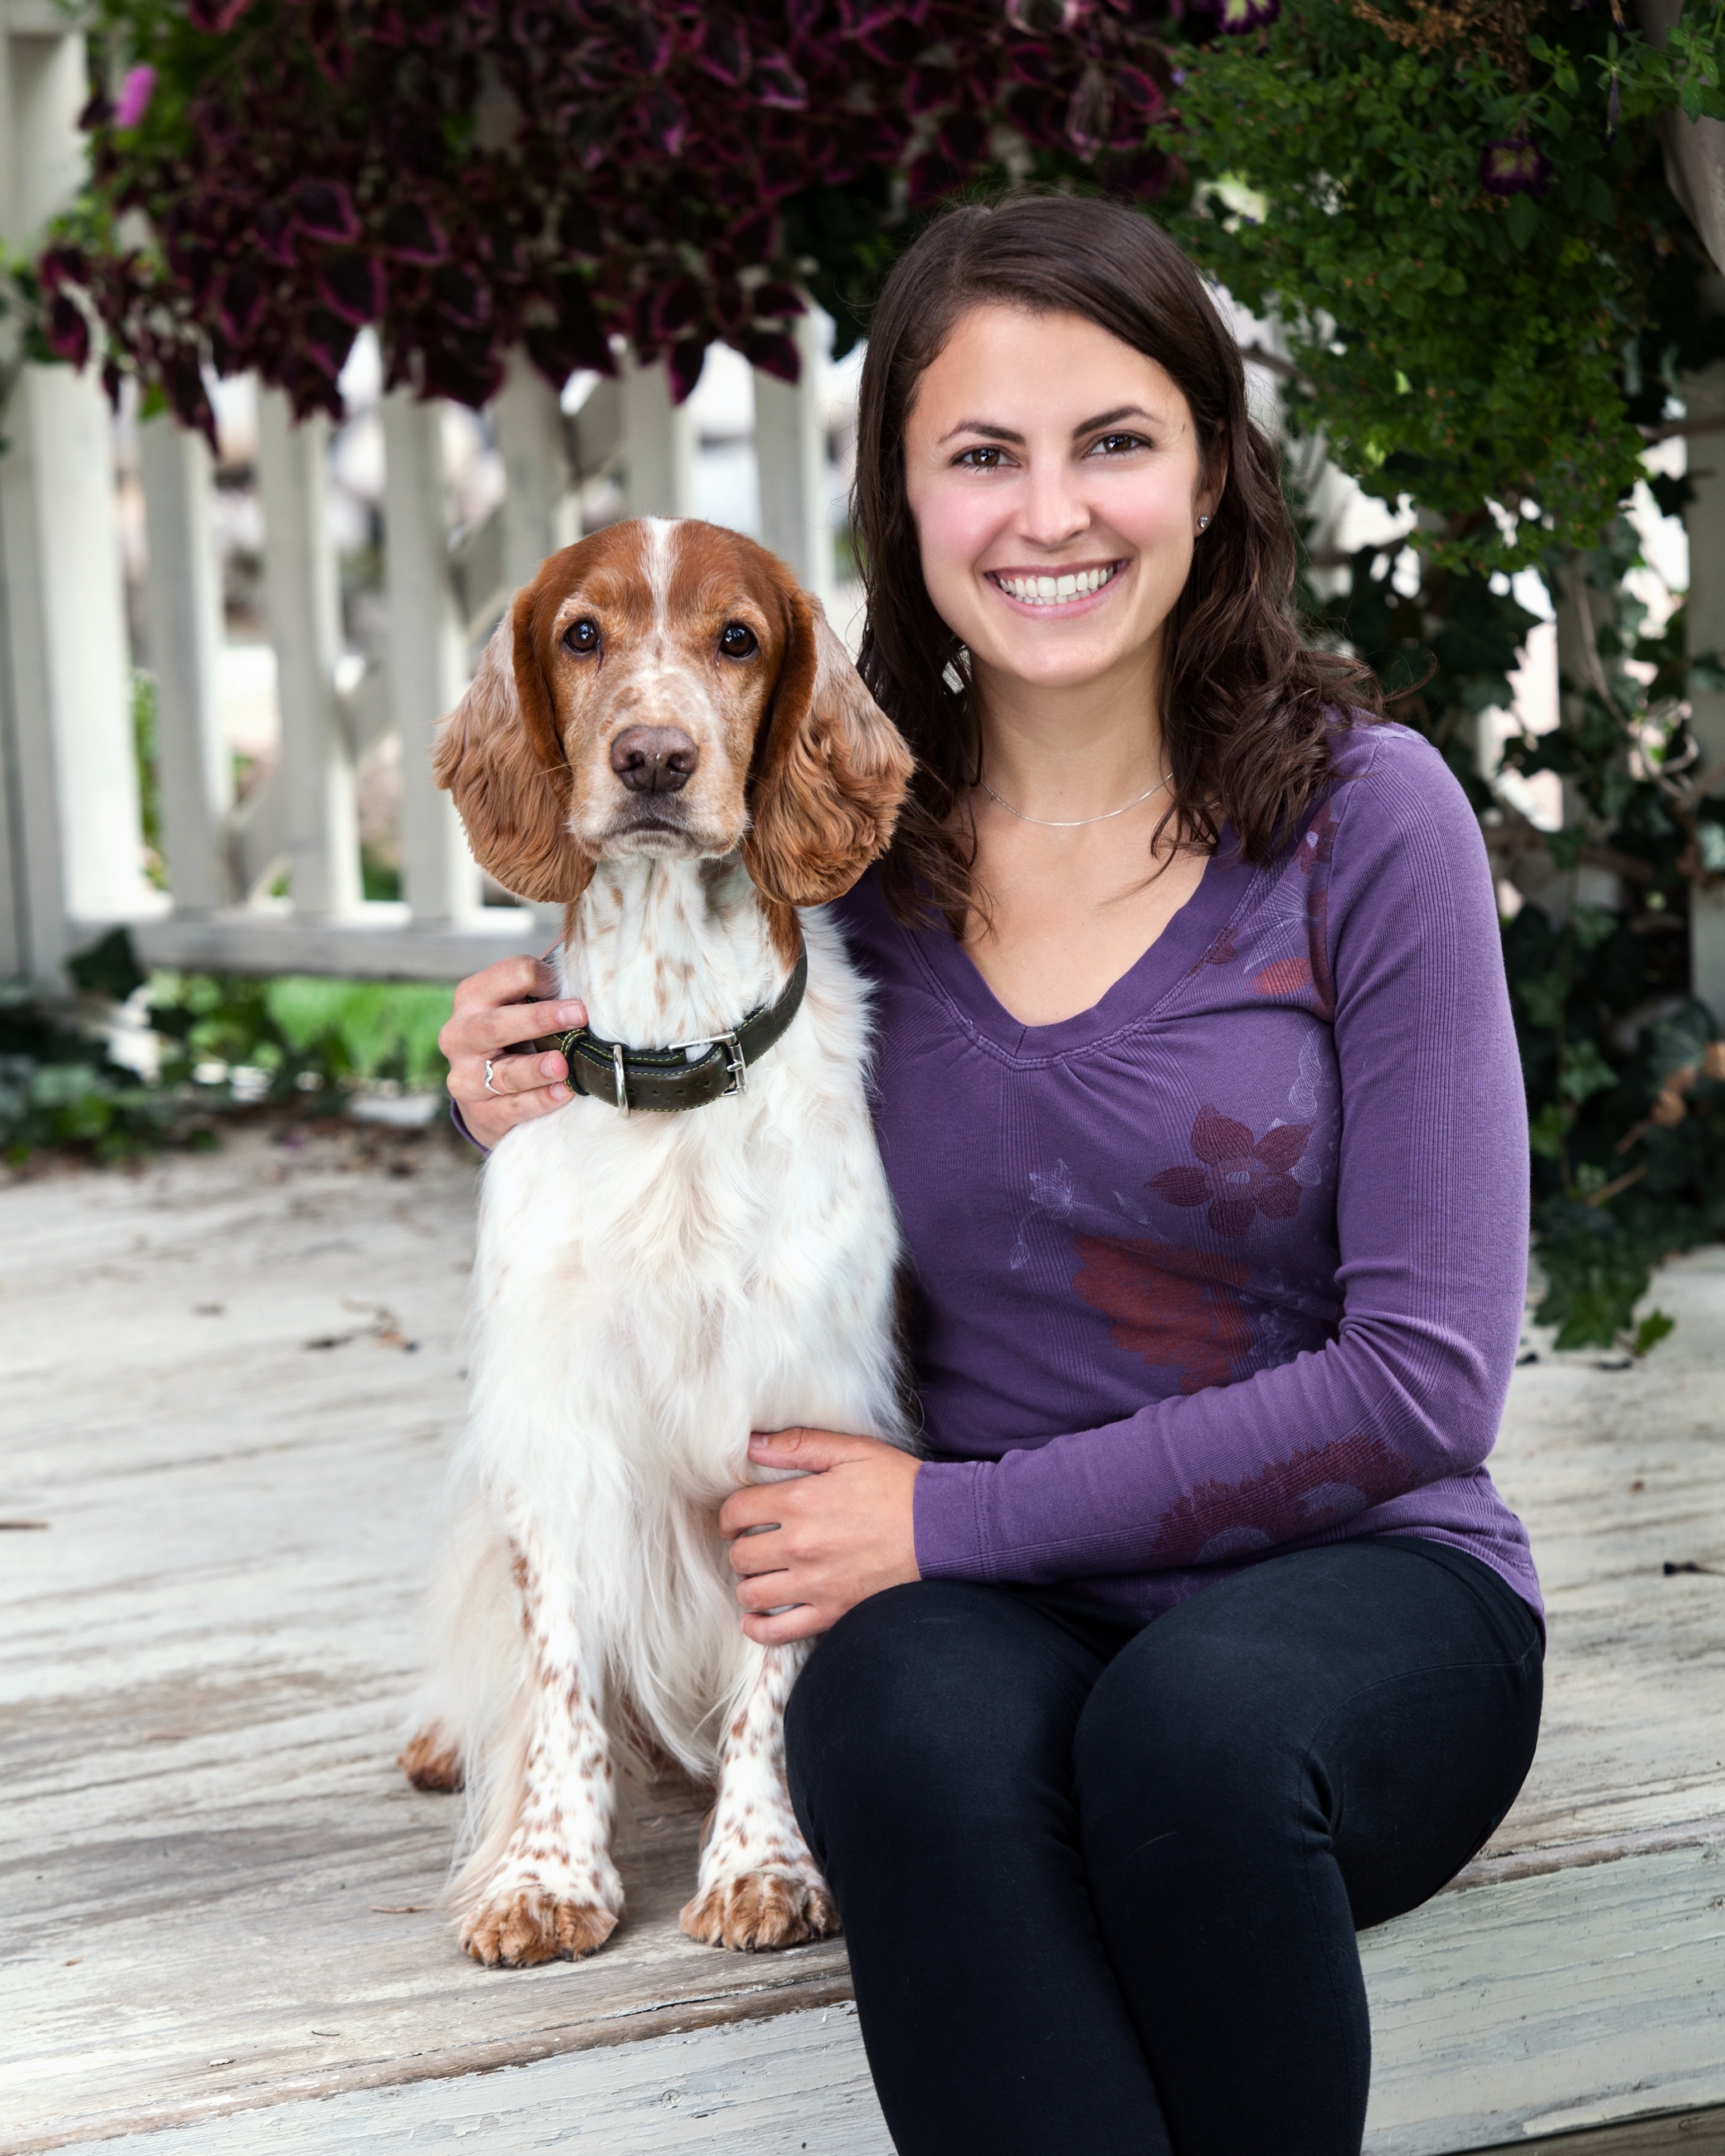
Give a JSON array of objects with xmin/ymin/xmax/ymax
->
[
  {"xmin": 461, "ymin": 1885, "xmax": 619, "ymax": 1967},
  {"xmin": 399, "ymin": 1722, "xmax": 464, "ymax": 1793},
  {"xmin": 680, "ymin": 1871, "xmax": 841, "ymax": 1952}
]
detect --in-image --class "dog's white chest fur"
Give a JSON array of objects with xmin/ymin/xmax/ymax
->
[{"xmin": 477, "ymin": 867, "xmax": 904, "ymax": 1527}]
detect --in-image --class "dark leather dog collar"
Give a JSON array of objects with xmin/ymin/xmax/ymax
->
[{"xmin": 553, "ymin": 940, "xmax": 809, "ymax": 1114}]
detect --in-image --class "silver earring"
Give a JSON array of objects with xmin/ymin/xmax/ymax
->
[{"xmin": 1197, "ymin": 515, "xmax": 1211, "ymax": 532}]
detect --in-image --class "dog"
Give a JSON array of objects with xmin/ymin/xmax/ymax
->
[{"xmin": 401, "ymin": 517, "xmax": 918, "ymax": 1968}]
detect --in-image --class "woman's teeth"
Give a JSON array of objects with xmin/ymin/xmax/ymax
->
[{"xmin": 994, "ymin": 564, "xmax": 1118, "ymax": 607}]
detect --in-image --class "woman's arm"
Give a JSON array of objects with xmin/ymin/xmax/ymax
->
[
  {"xmin": 441, "ymin": 955, "xmax": 586, "ymax": 1151},
  {"xmin": 911, "ymin": 732, "xmax": 1532, "ymax": 1585}
]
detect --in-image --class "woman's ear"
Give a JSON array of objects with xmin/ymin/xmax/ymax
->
[
  {"xmin": 1197, "ymin": 439, "xmax": 1228, "ymax": 530},
  {"xmin": 744, "ymin": 590, "xmax": 915, "ymax": 907},
  {"xmin": 432, "ymin": 588, "xmax": 595, "ymax": 906}
]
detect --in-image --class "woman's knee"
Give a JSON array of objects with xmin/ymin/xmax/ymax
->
[
  {"xmin": 786, "ymin": 1580, "xmax": 1103, "ymax": 1862},
  {"xmin": 1071, "ymin": 1612, "xmax": 1314, "ymax": 1844}
]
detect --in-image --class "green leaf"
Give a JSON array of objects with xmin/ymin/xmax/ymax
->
[
  {"xmin": 1528, "ymin": 1101, "xmax": 1571, "ymax": 1158},
  {"xmin": 1536, "ymin": 1232, "xmax": 1650, "ymax": 1349},
  {"xmin": 1572, "ymin": 903, "xmax": 1618, "ymax": 951},
  {"xmin": 1505, "ymin": 192, "xmax": 1539, "ymax": 250},
  {"xmin": 1545, "ymin": 826, "xmax": 1587, "ymax": 871},
  {"xmin": 1632, "ymin": 1309, "xmax": 1676, "ymax": 1357},
  {"xmin": 1518, "ymin": 971, "xmax": 1571, "ymax": 1029},
  {"xmin": 1559, "ymin": 1039, "xmax": 1618, "ymax": 1104}
]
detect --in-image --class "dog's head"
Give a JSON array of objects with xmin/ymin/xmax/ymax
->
[{"xmin": 433, "ymin": 518, "xmax": 914, "ymax": 909}]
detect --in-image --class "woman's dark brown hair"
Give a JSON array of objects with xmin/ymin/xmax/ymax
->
[{"xmin": 852, "ymin": 192, "xmax": 1380, "ymax": 927}]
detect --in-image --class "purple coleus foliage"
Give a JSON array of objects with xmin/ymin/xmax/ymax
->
[
  {"xmin": 44, "ymin": 0, "xmax": 1183, "ymax": 439},
  {"xmin": 1480, "ymin": 135, "xmax": 1552, "ymax": 197}
]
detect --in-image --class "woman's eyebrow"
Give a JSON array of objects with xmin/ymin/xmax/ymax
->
[
  {"xmin": 1071, "ymin": 404, "xmax": 1154, "ymax": 435},
  {"xmin": 935, "ymin": 418, "xmax": 1023, "ymax": 445},
  {"xmin": 934, "ymin": 403, "xmax": 1160, "ymax": 447}
]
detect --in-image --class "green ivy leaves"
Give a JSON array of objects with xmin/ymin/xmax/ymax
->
[{"xmin": 1158, "ymin": 5, "xmax": 1713, "ymax": 574}]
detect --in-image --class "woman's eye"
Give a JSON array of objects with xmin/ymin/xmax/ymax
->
[
  {"xmin": 564, "ymin": 618, "xmax": 600, "ymax": 654},
  {"xmin": 956, "ymin": 446, "xmax": 1008, "ymax": 470},
  {"xmin": 719, "ymin": 622, "xmax": 758, "ymax": 658},
  {"xmin": 1091, "ymin": 432, "xmax": 1147, "ymax": 457}
]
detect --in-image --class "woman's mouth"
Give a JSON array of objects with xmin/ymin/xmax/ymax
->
[{"xmin": 987, "ymin": 561, "xmax": 1123, "ymax": 609}]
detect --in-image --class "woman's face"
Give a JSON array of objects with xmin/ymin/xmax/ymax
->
[{"xmin": 901, "ymin": 303, "xmax": 1222, "ymax": 702}]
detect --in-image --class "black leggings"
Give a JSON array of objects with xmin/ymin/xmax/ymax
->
[{"xmin": 785, "ymin": 1538, "xmax": 1543, "ymax": 2156}]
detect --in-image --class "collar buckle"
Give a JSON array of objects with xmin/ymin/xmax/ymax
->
[
  {"xmin": 667, "ymin": 1027, "xmax": 747, "ymax": 1097},
  {"xmin": 718, "ymin": 1030, "xmax": 747, "ymax": 1098}
]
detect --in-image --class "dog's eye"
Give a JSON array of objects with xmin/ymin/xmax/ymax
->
[
  {"xmin": 563, "ymin": 618, "xmax": 600, "ymax": 656},
  {"xmin": 718, "ymin": 622, "xmax": 758, "ymax": 659}
]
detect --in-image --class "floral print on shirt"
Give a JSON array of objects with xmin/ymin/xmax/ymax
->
[
  {"xmin": 1147, "ymin": 1431, "xmax": 1422, "ymax": 1566},
  {"xmin": 1070, "ymin": 1232, "xmax": 1255, "ymax": 1395},
  {"xmin": 1248, "ymin": 800, "xmax": 1341, "ymax": 1019},
  {"xmin": 1150, "ymin": 1106, "xmax": 1314, "ymax": 1238}
]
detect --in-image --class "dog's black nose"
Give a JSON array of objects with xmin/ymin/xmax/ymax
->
[{"xmin": 610, "ymin": 726, "xmax": 699, "ymax": 794}]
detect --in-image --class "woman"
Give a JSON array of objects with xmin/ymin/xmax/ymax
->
[{"xmin": 442, "ymin": 195, "xmax": 1543, "ymax": 2156}]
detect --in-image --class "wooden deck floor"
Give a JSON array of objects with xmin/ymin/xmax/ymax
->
[{"xmin": 2, "ymin": 1128, "xmax": 1722, "ymax": 2154}]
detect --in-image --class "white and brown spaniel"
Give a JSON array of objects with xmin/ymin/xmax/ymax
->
[{"xmin": 401, "ymin": 517, "xmax": 916, "ymax": 1967}]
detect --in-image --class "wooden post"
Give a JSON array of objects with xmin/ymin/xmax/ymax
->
[
  {"xmin": 381, "ymin": 390, "xmax": 479, "ymax": 927},
  {"xmin": 1681, "ymin": 363, "xmax": 1725, "ymax": 1020},
  {"xmin": 138, "ymin": 415, "xmax": 233, "ymax": 913},
  {"xmin": 495, "ymin": 351, "xmax": 575, "ymax": 595},
  {"xmin": 0, "ymin": 16, "xmax": 148, "ymax": 983},
  {"xmin": 255, "ymin": 389, "xmax": 361, "ymax": 920},
  {"xmin": 621, "ymin": 353, "xmax": 696, "ymax": 520},
  {"xmin": 755, "ymin": 305, "xmax": 837, "ymax": 608}
]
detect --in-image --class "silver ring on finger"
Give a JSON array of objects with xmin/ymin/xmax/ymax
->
[{"xmin": 483, "ymin": 1060, "xmax": 500, "ymax": 1095}]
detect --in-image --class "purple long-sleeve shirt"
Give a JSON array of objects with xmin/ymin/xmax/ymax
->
[{"xmin": 831, "ymin": 719, "xmax": 1542, "ymax": 1625}]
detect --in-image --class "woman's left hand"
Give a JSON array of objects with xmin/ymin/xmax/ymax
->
[{"xmin": 721, "ymin": 1430, "xmax": 922, "ymax": 1645}]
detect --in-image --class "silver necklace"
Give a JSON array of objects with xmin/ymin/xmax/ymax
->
[{"xmin": 974, "ymin": 770, "xmax": 1172, "ymax": 829}]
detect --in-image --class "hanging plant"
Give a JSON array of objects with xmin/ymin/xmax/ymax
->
[
  {"xmin": 1156, "ymin": 0, "xmax": 1725, "ymax": 574},
  {"xmin": 40, "ymin": 0, "xmax": 1182, "ymax": 436}
]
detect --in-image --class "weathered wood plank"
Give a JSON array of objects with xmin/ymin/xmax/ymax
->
[
  {"xmin": 23, "ymin": 2008, "xmax": 892, "ymax": 2156},
  {"xmin": 1477, "ymin": 2110, "xmax": 1725, "ymax": 2154},
  {"xmin": 1359, "ymin": 1841, "xmax": 1725, "ymax": 2150},
  {"xmin": 2, "ymin": 1136, "xmax": 1722, "ymax": 2153}
]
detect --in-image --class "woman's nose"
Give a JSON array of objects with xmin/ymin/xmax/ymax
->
[{"xmin": 1017, "ymin": 459, "xmax": 1091, "ymax": 551}]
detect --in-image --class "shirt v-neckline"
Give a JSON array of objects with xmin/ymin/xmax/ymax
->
[{"xmin": 893, "ymin": 832, "xmax": 1261, "ymax": 1062}]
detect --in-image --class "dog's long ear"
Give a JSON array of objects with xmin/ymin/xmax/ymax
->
[
  {"xmin": 432, "ymin": 586, "xmax": 594, "ymax": 905},
  {"xmin": 744, "ymin": 589, "xmax": 915, "ymax": 907}
]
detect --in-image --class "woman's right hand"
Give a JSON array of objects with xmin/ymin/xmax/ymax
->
[{"xmin": 440, "ymin": 955, "xmax": 587, "ymax": 1152}]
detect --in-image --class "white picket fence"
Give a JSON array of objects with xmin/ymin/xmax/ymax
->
[{"xmin": 0, "ymin": 3, "xmax": 841, "ymax": 990}]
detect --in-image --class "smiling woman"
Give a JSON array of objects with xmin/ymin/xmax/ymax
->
[
  {"xmin": 770, "ymin": 194, "xmax": 1544, "ymax": 2156},
  {"xmin": 854, "ymin": 198, "xmax": 1378, "ymax": 948}
]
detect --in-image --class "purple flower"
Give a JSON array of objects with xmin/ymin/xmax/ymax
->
[
  {"xmin": 1480, "ymin": 136, "xmax": 1552, "ymax": 197},
  {"xmin": 114, "ymin": 65, "xmax": 156, "ymax": 129}
]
